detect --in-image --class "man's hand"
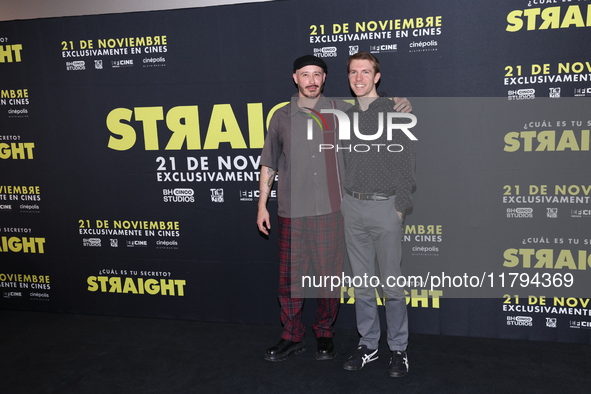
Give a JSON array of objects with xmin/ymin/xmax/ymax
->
[
  {"xmin": 397, "ymin": 211, "xmax": 404, "ymax": 222},
  {"xmin": 257, "ymin": 207, "xmax": 271, "ymax": 235},
  {"xmin": 393, "ymin": 97, "xmax": 412, "ymax": 113}
]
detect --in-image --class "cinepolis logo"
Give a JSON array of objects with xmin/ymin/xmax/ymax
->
[{"xmin": 305, "ymin": 108, "xmax": 417, "ymax": 152}]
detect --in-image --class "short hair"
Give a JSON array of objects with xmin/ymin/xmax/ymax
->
[{"xmin": 347, "ymin": 52, "xmax": 380, "ymax": 74}]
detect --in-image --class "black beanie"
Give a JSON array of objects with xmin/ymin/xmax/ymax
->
[{"xmin": 293, "ymin": 55, "xmax": 328, "ymax": 74}]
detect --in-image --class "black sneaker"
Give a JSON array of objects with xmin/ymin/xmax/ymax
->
[
  {"xmin": 388, "ymin": 350, "xmax": 409, "ymax": 377},
  {"xmin": 343, "ymin": 345, "xmax": 378, "ymax": 371}
]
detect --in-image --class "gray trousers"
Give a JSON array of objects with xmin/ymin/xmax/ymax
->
[{"xmin": 341, "ymin": 193, "xmax": 408, "ymax": 351}]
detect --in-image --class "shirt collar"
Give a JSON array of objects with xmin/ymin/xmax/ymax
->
[{"xmin": 290, "ymin": 93, "xmax": 329, "ymax": 117}]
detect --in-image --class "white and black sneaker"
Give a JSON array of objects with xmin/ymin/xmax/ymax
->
[
  {"xmin": 388, "ymin": 350, "xmax": 409, "ymax": 377},
  {"xmin": 343, "ymin": 345, "xmax": 379, "ymax": 371}
]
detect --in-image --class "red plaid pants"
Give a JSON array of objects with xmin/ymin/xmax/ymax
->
[{"xmin": 277, "ymin": 212, "xmax": 344, "ymax": 341}]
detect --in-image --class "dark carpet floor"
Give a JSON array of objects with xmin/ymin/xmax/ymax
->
[{"xmin": 1, "ymin": 310, "xmax": 589, "ymax": 393}]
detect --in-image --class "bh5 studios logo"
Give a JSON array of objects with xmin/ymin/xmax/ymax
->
[{"xmin": 304, "ymin": 107, "xmax": 417, "ymax": 152}]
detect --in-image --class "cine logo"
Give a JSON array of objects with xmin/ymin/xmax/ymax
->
[{"xmin": 306, "ymin": 109, "xmax": 417, "ymax": 152}]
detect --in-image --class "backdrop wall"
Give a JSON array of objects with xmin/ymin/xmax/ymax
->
[{"xmin": 2, "ymin": 0, "xmax": 590, "ymax": 343}]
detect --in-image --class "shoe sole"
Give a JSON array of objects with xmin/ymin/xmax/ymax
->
[
  {"xmin": 389, "ymin": 371, "xmax": 407, "ymax": 378},
  {"xmin": 343, "ymin": 358, "xmax": 377, "ymax": 371},
  {"xmin": 264, "ymin": 343, "xmax": 306, "ymax": 362},
  {"xmin": 315, "ymin": 350, "xmax": 336, "ymax": 361}
]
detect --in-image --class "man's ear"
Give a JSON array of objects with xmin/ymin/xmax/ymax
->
[{"xmin": 374, "ymin": 72, "xmax": 381, "ymax": 84}]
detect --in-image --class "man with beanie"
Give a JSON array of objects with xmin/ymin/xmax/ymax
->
[{"xmin": 257, "ymin": 55, "xmax": 411, "ymax": 362}]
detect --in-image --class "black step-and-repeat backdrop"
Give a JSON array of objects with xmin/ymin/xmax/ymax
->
[{"xmin": 2, "ymin": 0, "xmax": 591, "ymax": 343}]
